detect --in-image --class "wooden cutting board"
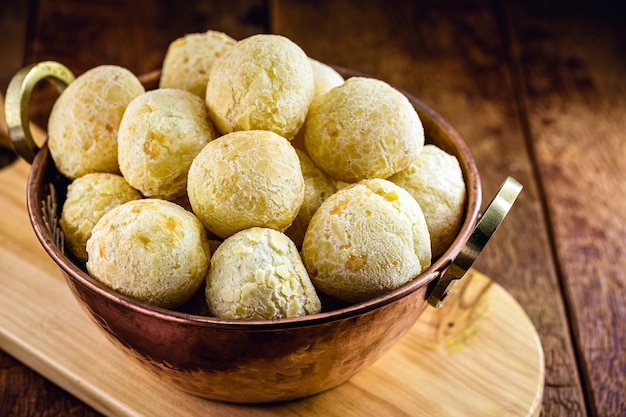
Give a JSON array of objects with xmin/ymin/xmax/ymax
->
[{"xmin": 0, "ymin": 159, "xmax": 544, "ymax": 417}]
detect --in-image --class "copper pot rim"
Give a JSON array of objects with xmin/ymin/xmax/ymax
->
[{"xmin": 25, "ymin": 66, "xmax": 482, "ymax": 331}]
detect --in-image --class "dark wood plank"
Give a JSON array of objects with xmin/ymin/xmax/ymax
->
[
  {"xmin": 0, "ymin": 1, "xmax": 29, "ymax": 92},
  {"xmin": 0, "ymin": 1, "xmax": 29, "ymax": 161},
  {"xmin": 271, "ymin": 1, "xmax": 586, "ymax": 416},
  {"xmin": 504, "ymin": 1, "xmax": 626, "ymax": 416}
]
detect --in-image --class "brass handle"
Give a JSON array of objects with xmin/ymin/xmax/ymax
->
[
  {"xmin": 4, "ymin": 61, "xmax": 75, "ymax": 163},
  {"xmin": 427, "ymin": 176, "xmax": 523, "ymax": 308}
]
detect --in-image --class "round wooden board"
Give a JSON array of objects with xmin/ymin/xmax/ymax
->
[{"xmin": 336, "ymin": 269, "xmax": 545, "ymax": 416}]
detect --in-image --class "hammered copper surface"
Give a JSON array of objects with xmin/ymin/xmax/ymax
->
[
  {"xmin": 24, "ymin": 68, "xmax": 481, "ymax": 403},
  {"xmin": 68, "ymin": 272, "xmax": 429, "ymax": 402}
]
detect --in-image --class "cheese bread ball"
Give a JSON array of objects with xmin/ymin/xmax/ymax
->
[
  {"xmin": 309, "ymin": 58, "xmax": 344, "ymax": 102},
  {"xmin": 285, "ymin": 149, "xmax": 337, "ymax": 248},
  {"xmin": 206, "ymin": 227, "xmax": 321, "ymax": 320},
  {"xmin": 301, "ymin": 179, "xmax": 431, "ymax": 303},
  {"xmin": 48, "ymin": 65, "xmax": 145, "ymax": 179},
  {"xmin": 118, "ymin": 88, "xmax": 218, "ymax": 201},
  {"xmin": 291, "ymin": 59, "xmax": 345, "ymax": 150},
  {"xmin": 205, "ymin": 34, "xmax": 314, "ymax": 140},
  {"xmin": 60, "ymin": 173, "xmax": 141, "ymax": 262},
  {"xmin": 159, "ymin": 30, "xmax": 236, "ymax": 98},
  {"xmin": 188, "ymin": 130, "xmax": 305, "ymax": 238},
  {"xmin": 389, "ymin": 144, "xmax": 466, "ymax": 258},
  {"xmin": 86, "ymin": 199, "xmax": 210, "ymax": 309},
  {"xmin": 304, "ymin": 76, "xmax": 424, "ymax": 183}
]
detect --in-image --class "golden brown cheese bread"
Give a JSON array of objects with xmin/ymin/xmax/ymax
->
[
  {"xmin": 206, "ymin": 227, "xmax": 321, "ymax": 320},
  {"xmin": 86, "ymin": 199, "xmax": 210, "ymax": 309},
  {"xmin": 205, "ymin": 34, "xmax": 314, "ymax": 140},
  {"xmin": 117, "ymin": 88, "xmax": 218, "ymax": 201},
  {"xmin": 60, "ymin": 173, "xmax": 142, "ymax": 262},
  {"xmin": 159, "ymin": 30, "xmax": 236, "ymax": 98},
  {"xmin": 301, "ymin": 178, "xmax": 431, "ymax": 303},
  {"xmin": 187, "ymin": 130, "xmax": 305, "ymax": 238},
  {"xmin": 48, "ymin": 65, "xmax": 145, "ymax": 179},
  {"xmin": 303, "ymin": 76, "xmax": 424, "ymax": 183},
  {"xmin": 389, "ymin": 144, "xmax": 466, "ymax": 258}
]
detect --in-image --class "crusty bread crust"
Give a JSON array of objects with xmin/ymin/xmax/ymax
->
[
  {"xmin": 187, "ymin": 130, "xmax": 305, "ymax": 238},
  {"xmin": 160, "ymin": 30, "xmax": 236, "ymax": 98},
  {"xmin": 48, "ymin": 65, "xmax": 145, "ymax": 179},
  {"xmin": 304, "ymin": 77, "xmax": 424, "ymax": 183},
  {"xmin": 60, "ymin": 173, "xmax": 141, "ymax": 262},
  {"xmin": 86, "ymin": 199, "xmax": 210, "ymax": 308},
  {"xmin": 302, "ymin": 179, "xmax": 431, "ymax": 303},
  {"xmin": 389, "ymin": 144, "xmax": 466, "ymax": 257},
  {"xmin": 206, "ymin": 227, "xmax": 320, "ymax": 319},
  {"xmin": 205, "ymin": 34, "xmax": 314, "ymax": 140},
  {"xmin": 118, "ymin": 88, "xmax": 218, "ymax": 200}
]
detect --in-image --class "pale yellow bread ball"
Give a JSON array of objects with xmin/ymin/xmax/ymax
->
[
  {"xmin": 205, "ymin": 34, "xmax": 314, "ymax": 140},
  {"xmin": 304, "ymin": 76, "xmax": 424, "ymax": 183},
  {"xmin": 285, "ymin": 149, "xmax": 337, "ymax": 248},
  {"xmin": 388, "ymin": 144, "xmax": 466, "ymax": 258},
  {"xmin": 301, "ymin": 178, "xmax": 431, "ymax": 303},
  {"xmin": 48, "ymin": 65, "xmax": 145, "ymax": 179},
  {"xmin": 60, "ymin": 173, "xmax": 142, "ymax": 262},
  {"xmin": 159, "ymin": 30, "xmax": 236, "ymax": 98},
  {"xmin": 206, "ymin": 227, "xmax": 321, "ymax": 320},
  {"xmin": 118, "ymin": 88, "xmax": 218, "ymax": 201},
  {"xmin": 187, "ymin": 130, "xmax": 305, "ymax": 238},
  {"xmin": 291, "ymin": 58, "xmax": 344, "ymax": 150},
  {"xmin": 309, "ymin": 58, "xmax": 345, "ymax": 102},
  {"xmin": 86, "ymin": 199, "xmax": 210, "ymax": 309}
]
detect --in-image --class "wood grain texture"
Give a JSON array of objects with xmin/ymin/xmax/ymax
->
[
  {"xmin": 0, "ymin": 1, "xmax": 28, "ymax": 93},
  {"xmin": 0, "ymin": 1, "xmax": 26, "ymax": 167},
  {"xmin": 503, "ymin": 2, "xmax": 626, "ymax": 416}
]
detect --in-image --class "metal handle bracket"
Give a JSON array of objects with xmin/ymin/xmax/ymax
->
[
  {"xmin": 427, "ymin": 176, "xmax": 523, "ymax": 308},
  {"xmin": 5, "ymin": 61, "xmax": 75, "ymax": 163}
]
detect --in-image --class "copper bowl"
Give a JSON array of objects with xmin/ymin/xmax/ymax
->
[{"xmin": 6, "ymin": 62, "xmax": 483, "ymax": 403}]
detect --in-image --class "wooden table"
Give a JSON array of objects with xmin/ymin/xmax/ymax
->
[{"xmin": 0, "ymin": 1, "xmax": 624, "ymax": 416}]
